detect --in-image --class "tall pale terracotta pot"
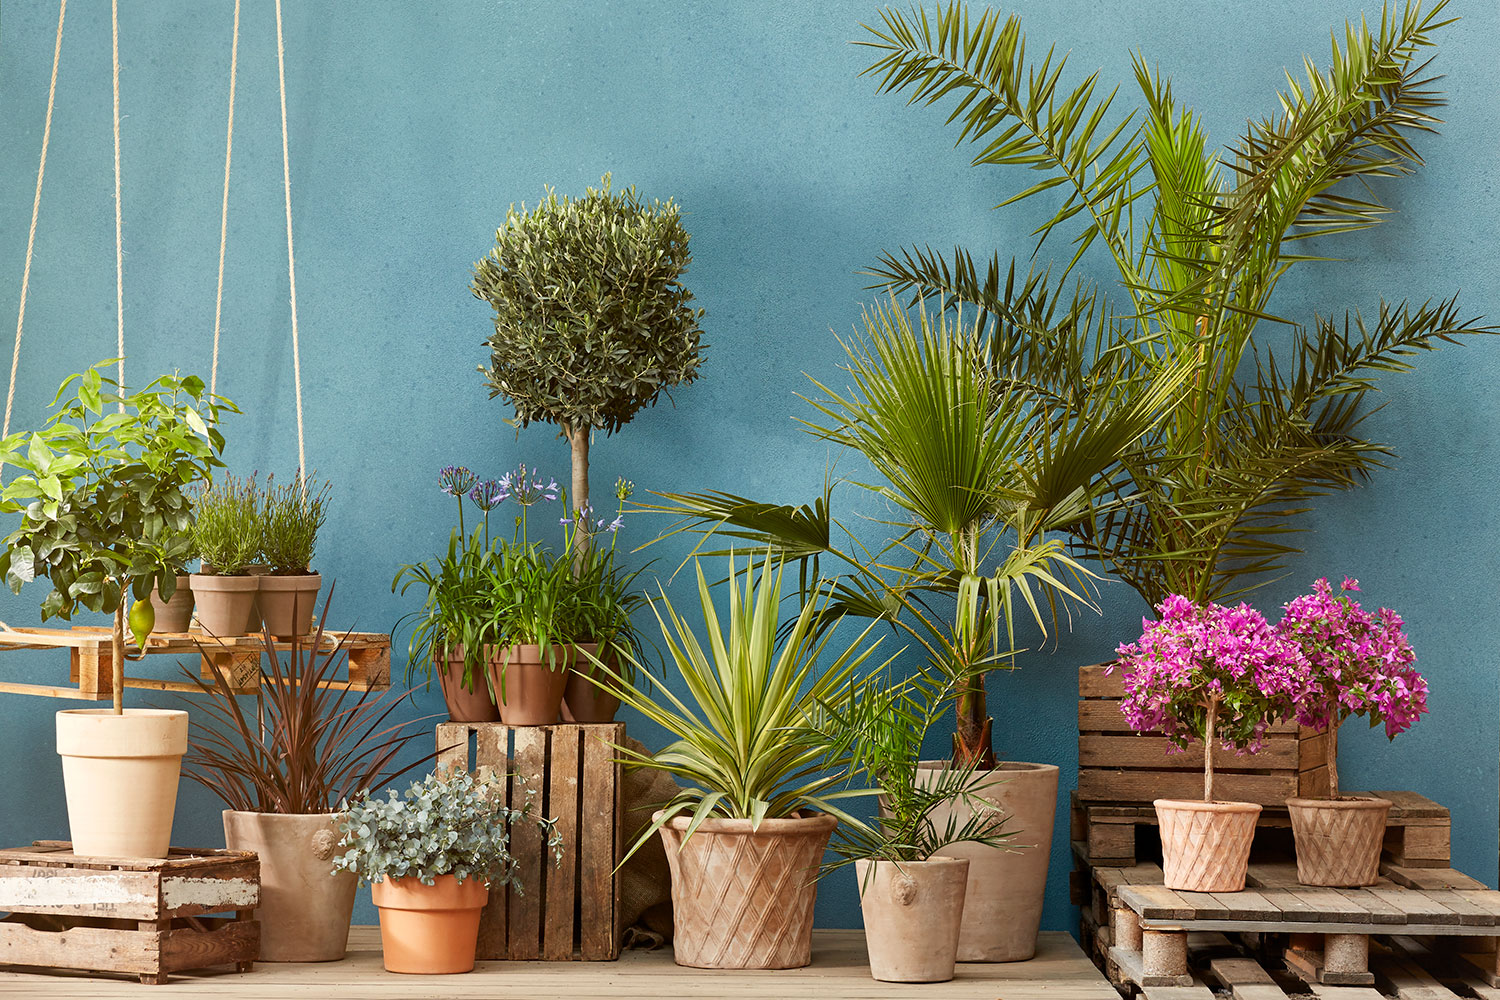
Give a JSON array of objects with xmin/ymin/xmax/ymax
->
[
  {"xmin": 1286, "ymin": 796, "xmax": 1391, "ymax": 887},
  {"xmin": 561, "ymin": 642, "xmax": 620, "ymax": 723},
  {"xmin": 257, "ymin": 573, "xmax": 322, "ymax": 638},
  {"xmin": 915, "ymin": 760, "xmax": 1058, "ymax": 962},
  {"xmin": 149, "ymin": 575, "xmax": 195, "ymax": 633},
  {"xmin": 222, "ymin": 811, "xmax": 356, "ymax": 961},
  {"xmin": 372, "ymin": 874, "xmax": 488, "ymax": 974},
  {"xmin": 56, "ymin": 709, "xmax": 187, "ymax": 858},
  {"xmin": 190, "ymin": 573, "xmax": 258, "ymax": 636},
  {"xmin": 487, "ymin": 644, "xmax": 568, "ymax": 726},
  {"xmin": 658, "ymin": 810, "xmax": 836, "ymax": 969},
  {"xmin": 1155, "ymin": 799, "xmax": 1262, "ymax": 891},
  {"xmin": 436, "ymin": 647, "xmax": 500, "ymax": 723},
  {"xmin": 856, "ymin": 856, "xmax": 970, "ymax": 983}
]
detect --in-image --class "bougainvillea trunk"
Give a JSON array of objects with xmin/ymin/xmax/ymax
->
[
  {"xmin": 1327, "ymin": 720, "xmax": 1340, "ymax": 799},
  {"xmin": 1203, "ymin": 696, "xmax": 1217, "ymax": 802}
]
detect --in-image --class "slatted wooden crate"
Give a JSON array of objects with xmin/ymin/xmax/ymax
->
[
  {"xmin": 1079, "ymin": 663, "xmax": 1330, "ymax": 806},
  {"xmin": 436, "ymin": 722, "xmax": 623, "ymax": 961},
  {"xmin": 0, "ymin": 841, "xmax": 259, "ymax": 985}
]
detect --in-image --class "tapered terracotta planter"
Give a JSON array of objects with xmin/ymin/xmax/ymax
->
[
  {"xmin": 190, "ymin": 573, "xmax": 258, "ymax": 636},
  {"xmin": 436, "ymin": 648, "xmax": 500, "ymax": 723},
  {"xmin": 561, "ymin": 642, "xmax": 620, "ymax": 723},
  {"xmin": 857, "ymin": 856, "xmax": 970, "ymax": 983},
  {"xmin": 915, "ymin": 760, "xmax": 1058, "ymax": 962},
  {"xmin": 258, "ymin": 573, "xmax": 322, "ymax": 638},
  {"xmin": 149, "ymin": 575, "xmax": 195, "ymax": 633},
  {"xmin": 372, "ymin": 874, "xmax": 488, "ymax": 974},
  {"xmin": 1155, "ymin": 799, "xmax": 1262, "ymax": 891},
  {"xmin": 56, "ymin": 709, "xmax": 187, "ymax": 858},
  {"xmin": 223, "ymin": 811, "xmax": 356, "ymax": 961},
  {"xmin": 658, "ymin": 810, "xmax": 836, "ymax": 969},
  {"xmin": 487, "ymin": 644, "xmax": 568, "ymax": 726},
  {"xmin": 1287, "ymin": 796, "xmax": 1391, "ymax": 887}
]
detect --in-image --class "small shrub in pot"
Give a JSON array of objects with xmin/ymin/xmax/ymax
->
[
  {"xmin": 259, "ymin": 472, "xmax": 331, "ymax": 637},
  {"xmin": 191, "ymin": 473, "xmax": 262, "ymax": 636}
]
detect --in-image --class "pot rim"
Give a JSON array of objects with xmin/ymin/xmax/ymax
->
[
  {"xmin": 221, "ymin": 808, "xmax": 342, "ymax": 821},
  {"xmin": 914, "ymin": 759, "xmax": 1060, "ymax": 775},
  {"xmin": 856, "ymin": 855, "xmax": 971, "ymax": 871},
  {"xmin": 188, "ymin": 573, "xmax": 260, "ymax": 591},
  {"xmin": 257, "ymin": 573, "xmax": 322, "ymax": 589},
  {"xmin": 654, "ymin": 809, "xmax": 839, "ymax": 835},
  {"xmin": 1286, "ymin": 796, "xmax": 1393, "ymax": 810},
  {"xmin": 57, "ymin": 707, "xmax": 187, "ymax": 720},
  {"xmin": 1154, "ymin": 798, "xmax": 1264, "ymax": 814}
]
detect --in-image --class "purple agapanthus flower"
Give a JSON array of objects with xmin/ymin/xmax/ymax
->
[
  {"xmin": 438, "ymin": 465, "xmax": 477, "ymax": 497},
  {"xmin": 469, "ymin": 478, "xmax": 508, "ymax": 511}
]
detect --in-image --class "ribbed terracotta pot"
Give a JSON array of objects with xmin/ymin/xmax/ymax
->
[
  {"xmin": 372, "ymin": 874, "xmax": 488, "ymax": 974},
  {"xmin": 436, "ymin": 647, "xmax": 500, "ymax": 723},
  {"xmin": 1155, "ymin": 799, "xmax": 1262, "ymax": 891},
  {"xmin": 658, "ymin": 810, "xmax": 836, "ymax": 969},
  {"xmin": 190, "ymin": 573, "xmax": 259, "ymax": 637},
  {"xmin": 487, "ymin": 644, "xmax": 568, "ymax": 726},
  {"xmin": 56, "ymin": 709, "xmax": 187, "ymax": 858},
  {"xmin": 856, "ymin": 856, "xmax": 970, "ymax": 983},
  {"xmin": 561, "ymin": 643, "xmax": 620, "ymax": 724},
  {"xmin": 222, "ymin": 811, "xmax": 356, "ymax": 961},
  {"xmin": 915, "ymin": 761, "xmax": 1058, "ymax": 962},
  {"xmin": 1287, "ymin": 796, "xmax": 1392, "ymax": 887},
  {"xmin": 149, "ymin": 575, "xmax": 195, "ymax": 633},
  {"xmin": 258, "ymin": 573, "xmax": 322, "ymax": 638}
]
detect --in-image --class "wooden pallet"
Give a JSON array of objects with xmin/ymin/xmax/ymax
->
[
  {"xmin": 1079, "ymin": 663, "xmax": 1330, "ymax": 806},
  {"xmin": 435, "ymin": 722, "xmax": 622, "ymax": 962},
  {"xmin": 1072, "ymin": 790, "xmax": 1451, "ymax": 868},
  {"xmin": 0, "ymin": 624, "xmax": 389, "ymax": 699},
  {"xmin": 0, "ymin": 841, "xmax": 259, "ymax": 985}
]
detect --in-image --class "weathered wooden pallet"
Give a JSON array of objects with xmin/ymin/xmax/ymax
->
[
  {"xmin": 436, "ymin": 722, "xmax": 623, "ymax": 962},
  {"xmin": 0, "ymin": 624, "xmax": 390, "ymax": 700},
  {"xmin": 0, "ymin": 841, "xmax": 259, "ymax": 985}
]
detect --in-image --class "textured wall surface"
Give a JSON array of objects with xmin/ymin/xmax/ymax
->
[{"xmin": 0, "ymin": 0, "xmax": 1495, "ymax": 931}]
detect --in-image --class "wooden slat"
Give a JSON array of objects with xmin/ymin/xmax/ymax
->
[
  {"xmin": 1374, "ymin": 955, "xmax": 1463, "ymax": 1000},
  {"xmin": 1338, "ymin": 886, "xmax": 1406, "ymax": 924},
  {"xmin": 1208, "ymin": 887, "xmax": 1283, "ymax": 922},
  {"xmin": 1118, "ymin": 885, "xmax": 1195, "ymax": 921},
  {"xmin": 1208, "ymin": 956, "xmax": 1286, "ymax": 1000},
  {"xmin": 1373, "ymin": 791, "xmax": 1451, "ymax": 821},
  {"xmin": 1080, "ymin": 699, "xmax": 1300, "ymax": 735},
  {"xmin": 1383, "ymin": 866, "xmax": 1488, "ymax": 891},
  {"xmin": 473, "ymin": 725, "xmax": 509, "ymax": 960},
  {"xmin": 1077, "ymin": 769, "xmax": 1297, "ymax": 805},
  {"xmin": 507, "ymin": 727, "xmax": 547, "ymax": 960},
  {"xmin": 1079, "ymin": 734, "xmax": 1299, "ymax": 770},
  {"xmin": 434, "ymin": 722, "xmax": 469, "ymax": 775},
  {"xmin": 0, "ymin": 868, "xmax": 162, "ymax": 920},
  {"xmin": 0, "ymin": 920, "xmax": 159, "ymax": 975},
  {"xmin": 578, "ymin": 724, "xmax": 619, "ymax": 961},
  {"xmin": 542, "ymin": 726, "xmax": 580, "ymax": 961},
  {"xmin": 160, "ymin": 919, "xmax": 258, "ymax": 975}
]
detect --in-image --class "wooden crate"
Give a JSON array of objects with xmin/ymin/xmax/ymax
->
[
  {"xmin": 1079, "ymin": 663, "xmax": 1330, "ymax": 806},
  {"xmin": 436, "ymin": 722, "xmax": 623, "ymax": 961},
  {"xmin": 0, "ymin": 841, "xmax": 259, "ymax": 985}
]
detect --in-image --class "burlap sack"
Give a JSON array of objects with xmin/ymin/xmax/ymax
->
[{"xmin": 617, "ymin": 736, "xmax": 680, "ymax": 948}]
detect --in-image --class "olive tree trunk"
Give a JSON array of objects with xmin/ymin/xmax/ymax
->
[{"xmin": 566, "ymin": 422, "xmax": 591, "ymax": 572}]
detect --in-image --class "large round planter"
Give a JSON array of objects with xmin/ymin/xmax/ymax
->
[
  {"xmin": 190, "ymin": 573, "xmax": 259, "ymax": 637},
  {"xmin": 487, "ymin": 645, "xmax": 568, "ymax": 726},
  {"xmin": 915, "ymin": 760, "xmax": 1059, "ymax": 962},
  {"xmin": 657, "ymin": 810, "xmax": 836, "ymax": 969},
  {"xmin": 436, "ymin": 647, "xmax": 500, "ymax": 723},
  {"xmin": 56, "ymin": 709, "xmax": 187, "ymax": 858},
  {"xmin": 1286, "ymin": 796, "xmax": 1392, "ymax": 887},
  {"xmin": 258, "ymin": 573, "xmax": 322, "ymax": 638},
  {"xmin": 149, "ymin": 575, "xmax": 195, "ymax": 634},
  {"xmin": 856, "ymin": 856, "xmax": 969, "ymax": 983},
  {"xmin": 222, "ymin": 811, "xmax": 356, "ymax": 961},
  {"xmin": 561, "ymin": 642, "xmax": 620, "ymax": 724},
  {"xmin": 371, "ymin": 874, "xmax": 488, "ymax": 974},
  {"xmin": 1155, "ymin": 799, "xmax": 1262, "ymax": 891}
]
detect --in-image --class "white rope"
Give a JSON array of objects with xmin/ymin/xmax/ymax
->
[
  {"xmin": 110, "ymin": 0, "xmax": 124, "ymax": 407},
  {"xmin": 274, "ymin": 0, "xmax": 306, "ymax": 475},
  {"xmin": 4, "ymin": 0, "xmax": 67, "ymax": 441},
  {"xmin": 210, "ymin": 0, "xmax": 240, "ymax": 398}
]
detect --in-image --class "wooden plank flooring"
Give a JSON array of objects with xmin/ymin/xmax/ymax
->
[{"xmin": 0, "ymin": 928, "xmax": 1117, "ymax": 998}]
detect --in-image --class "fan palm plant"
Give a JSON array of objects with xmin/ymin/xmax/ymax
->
[{"xmin": 859, "ymin": 0, "xmax": 1495, "ymax": 608}]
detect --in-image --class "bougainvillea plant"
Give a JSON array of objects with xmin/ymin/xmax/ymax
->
[
  {"xmin": 1112, "ymin": 595, "xmax": 1311, "ymax": 802},
  {"xmin": 1277, "ymin": 577, "xmax": 1425, "ymax": 799}
]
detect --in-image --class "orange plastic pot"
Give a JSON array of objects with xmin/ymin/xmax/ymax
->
[{"xmin": 371, "ymin": 874, "xmax": 488, "ymax": 974}]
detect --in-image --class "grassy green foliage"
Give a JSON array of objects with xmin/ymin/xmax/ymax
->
[
  {"xmin": 193, "ymin": 473, "xmax": 262, "ymax": 576},
  {"xmin": 261, "ymin": 472, "xmax": 331, "ymax": 574}
]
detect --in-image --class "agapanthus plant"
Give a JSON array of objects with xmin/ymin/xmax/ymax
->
[
  {"xmin": 1112, "ymin": 595, "xmax": 1311, "ymax": 801},
  {"xmin": 1277, "ymin": 578, "xmax": 1424, "ymax": 799}
]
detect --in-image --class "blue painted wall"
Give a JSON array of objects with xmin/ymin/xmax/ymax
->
[{"xmin": 0, "ymin": 0, "xmax": 1496, "ymax": 933}]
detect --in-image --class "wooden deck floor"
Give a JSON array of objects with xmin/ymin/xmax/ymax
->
[{"xmin": 0, "ymin": 928, "xmax": 1116, "ymax": 998}]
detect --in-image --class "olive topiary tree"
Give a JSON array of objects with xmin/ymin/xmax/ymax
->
[{"xmin": 471, "ymin": 174, "xmax": 705, "ymax": 553}]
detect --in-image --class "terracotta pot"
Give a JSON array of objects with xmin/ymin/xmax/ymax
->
[
  {"xmin": 190, "ymin": 573, "xmax": 259, "ymax": 637},
  {"xmin": 149, "ymin": 575, "xmax": 195, "ymax": 633},
  {"xmin": 658, "ymin": 810, "xmax": 836, "ymax": 969},
  {"xmin": 371, "ymin": 873, "xmax": 488, "ymax": 974},
  {"xmin": 487, "ymin": 644, "xmax": 568, "ymax": 726},
  {"xmin": 856, "ymin": 856, "xmax": 969, "ymax": 983},
  {"xmin": 1155, "ymin": 799, "xmax": 1262, "ymax": 891},
  {"xmin": 222, "ymin": 811, "xmax": 356, "ymax": 961},
  {"xmin": 436, "ymin": 647, "xmax": 500, "ymax": 723},
  {"xmin": 561, "ymin": 642, "xmax": 620, "ymax": 723},
  {"xmin": 1287, "ymin": 796, "xmax": 1392, "ymax": 887},
  {"xmin": 56, "ymin": 709, "xmax": 187, "ymax": 858},
  {"xmin": 915, "ymin": 760, "xmax": 1058, "ymax": 961},
  {"xmin": 258, "ymin": 573, "xmax": 322, "ymax": 638}
]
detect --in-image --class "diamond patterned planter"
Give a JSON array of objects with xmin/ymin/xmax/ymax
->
[
  {"xmin": 1155, "ymin": 799, "xmax": 1261, "ymax": 891},
  {"xmin": 1287, "ymin": 796, "xmax": 1392, "ymax": 886}
]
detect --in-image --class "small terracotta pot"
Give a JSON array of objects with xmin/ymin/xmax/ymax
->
[
  {"xmin": 658, "ymin": 810, "xmax": 836, "ymax": 969},
  {"xmin": 487, "ymin": 644, "xmax": 568, "ymax": 726},
  {"xmin": 149, "ymin": 575, "xmax": 195, "ymax": 633},
  {"xmin": 1155, "ymin": 799, "xmax": 1262, "ymax": 891},
  {"xmin": 561, "ymin": 642, "xmax": 620, "ymax": 723},
  {"xmin": 258, "ymin": 573, "xmax": 322, "ymax": 638},
  {"xmin": 857, "ymin": 856, "xmax": 970, "ymax": 982},
  {"xmin": 1287, "ymin": 796, "xmax": 1392, "ymax": 887},
  {"xmin": 223, "ymin": 811, "xmax": 356, "ymax": 961},
  {"xmin": 190, "ymin": 573, "xmax": 259, "ymax": 636},
  {"xmin": 436, "ymin": 647, "xmax": 501, "ymax": 723},
  {"xmin": 56, "ymin": 709, "xmax": 188, "ymax": 858},
  {"xmin": 371, "ymin": 873, "xmax": 488, "ymax": 974}
]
